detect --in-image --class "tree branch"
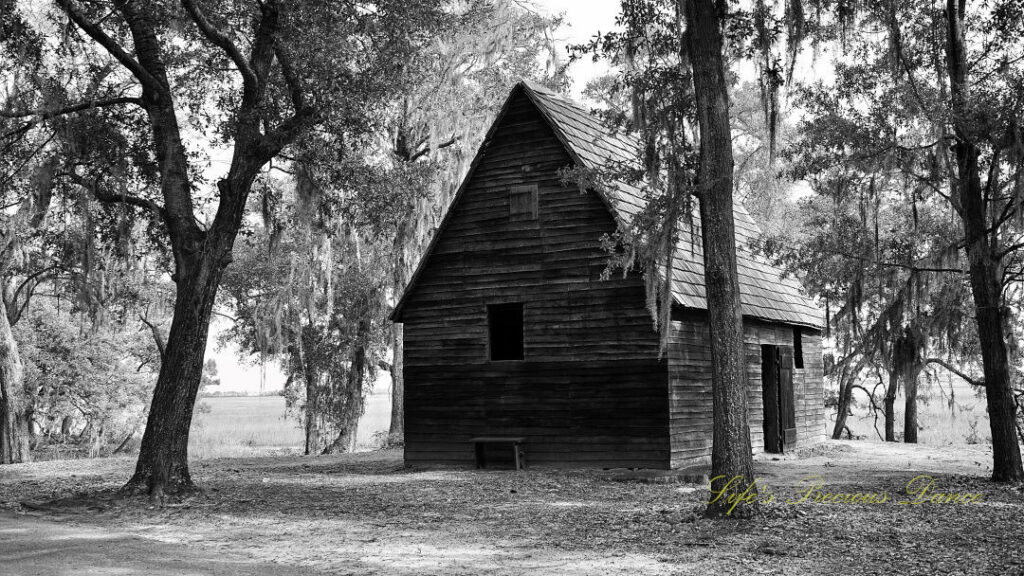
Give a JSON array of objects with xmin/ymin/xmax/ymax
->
[
  {"xmin": 850, "ymin": 384, "xmax": 885, "ymax": 441},
  {"xmin": 66, "ymin": 173, "xmax": 167, "ymax": 219},
  {"xmin": 246, "ymin": 0, "xmax": 280, "ymax": 105},
  {"xmin": 140, "ymin": 315, "xmax": 166, "ymax": 361},
  {"xmin": 820, "ymin": 246, "xmax": 964, "ymax": 274},
  {"xmin": 409, "ymin": 135, "xmax": 459, "ymax": 162},
  {"xmin": 55, "ymin": 0, "xmax": 161, "ymax": 91},
  {"xmin": 180, "ymin": 0, "xmax": 258, "ymax": 92},
  {"xmin": 6, "ymin": 265, "xmax": 60, "ymax": 325},
  {"xmin": 0, "ymin": 96, "xmax": 143, "ymax": 119},
  {"xmin": 273, "ymin": 43, "xmax": 305, "ymax": 113},
  {"xmin": 256, "ymin": 110, "xmax": 317, "ymax": 162},
  {"xmin": 924, "ymin": 357, "xmax": 984, "ymax": 388},
  {"xmin": 212, "ymin": 310, "xmax": 237, "ymax": 323},
  {"xmin": 1, "ymin": 97, "xmax": 142, "ymax": 144}
]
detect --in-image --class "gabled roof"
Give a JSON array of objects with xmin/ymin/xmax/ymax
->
[{"xmin": 392, "ymin": 81, "xmax": 824, "ymax": 329}]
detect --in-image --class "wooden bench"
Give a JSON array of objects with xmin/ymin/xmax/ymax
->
[{"xmin": 470, "ymin": 436, "xmax": 526, "ymax": 470}]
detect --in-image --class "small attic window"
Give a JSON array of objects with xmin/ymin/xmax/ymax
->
[
  {"xmin": 509, "ymin": 185, "xmax": 538, "ymax": 221},
  {"xmin": 793, "ymin": 328, "xmax": 804, "ymax": 369},
  {"xmin": 488, "ymin": 303, "xmax": 524, "ymax": 361}
]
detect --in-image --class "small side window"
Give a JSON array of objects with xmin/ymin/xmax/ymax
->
[
  {"xmin": 793, "ymin": 328, "xmax": 804, "ymax": 369},
  {"xmin": 488, "ymin": 303, "xmax": 524, "ymax": 361},
  {"xmin": 509, "ymin": 185, "xmax": 538, "ymax": 221}
]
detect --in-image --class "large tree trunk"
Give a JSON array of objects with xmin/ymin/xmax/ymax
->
[
  {"xmin": 124, "ymin": 248, "xmax": 228, "ymax": 495},
  {"xmin": 388, "ymin": 323, "xmax": 404, "ymax": 444},
  {"xmin": 945, "ymin": 0, "xmax": 1024, "ymax": 481},
  {"xmin": 960, "ymin": 174, "xmax": 1023, "ymax": 480},
  {"xmin": 57, "ymin": 1, "xmax": 310, "ymax": 497},
  {"xmin": 0, "ymin": 307, "xmax": 30, "ymax": 464},
  {"xmin": 684, "ymin": 0, "xmax": 757, "ymax": 518}
]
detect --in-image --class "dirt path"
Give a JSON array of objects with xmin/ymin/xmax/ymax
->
[
  {"xmin": 0, "ymin": 512, "xmax": 326, "ymax": 576},
  {"xmin": 1, "ymin": 442, "xmax": 1022, "ymax": 575}
]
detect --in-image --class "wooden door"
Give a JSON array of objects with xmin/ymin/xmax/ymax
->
[
  {"xmin": 778, "ymin": 346, "xmax": 798, "ymax": 451},
  {"xmin": 761, "ymin": 345, "xmax": 797, "ymax": 453},
  {"xmin": 761, "ymin": 345, "xmax": 782, "ymax": 453}
]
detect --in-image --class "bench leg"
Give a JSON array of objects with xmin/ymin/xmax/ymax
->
[
  {"xmin": 474, "ymin": 443, "xmax": 485, "ymax": 469},
  {"xmin": 514, "ymin": 444, "xmax": 522, "ymax": 471}
]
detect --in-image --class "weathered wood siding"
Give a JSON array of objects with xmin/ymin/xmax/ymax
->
[
  {"xmin": 400, "ymin": 92, "xmax": 671, "ymax": 468},
  {"xmin": 668, "ymin": 312, "xmax": 826, "ymax": 467}
]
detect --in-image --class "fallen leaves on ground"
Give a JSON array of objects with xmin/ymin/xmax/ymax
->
[{"xmin": 0, "ymin": 441, "xmax": 1020, "ymax": 576}]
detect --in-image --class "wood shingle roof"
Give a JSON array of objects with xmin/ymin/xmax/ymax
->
[{"xmin": 391, "ymin": 81, "xmax": 823, "ymax": 329}]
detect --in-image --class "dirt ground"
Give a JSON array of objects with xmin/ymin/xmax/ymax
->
[{"xmin": 1, "ymin": 441, "xmax": 1022, "ymax": 576}]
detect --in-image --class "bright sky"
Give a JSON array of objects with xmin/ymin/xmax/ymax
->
[
  {"xmin": 209, "ymin": 0, "xmax": 622, "ymax": 394},
  {"xmin": 541, "ymin": 0, "xmax": 621, "ymax": 97}
]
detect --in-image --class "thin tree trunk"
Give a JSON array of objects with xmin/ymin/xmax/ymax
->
[
  {"xmin": 683, "ymin": 0, "xmax": 757, "ymax": 517},
  {"xmin": 304, "ymin": 366, "xmax": 321, "ymax": 456},
  {"xmin": 0, "ymin": 307, "xmax": 30, "ymax": 464},
  {"xmin": 388, "ymin": 323, "xmax": 404, "ymax": 444},
  {"xmin": 945, "ymin": 0, "xmax": 1024, "ymax": 481},
  {"xmin": 831, "ymin": 368, "xmax": 855, "ymax": 440},
  {"xmin": 388, "ymin": 207, "xmax": 416, "ymax": 446},
  {"xmin": 904, "ymin": 366, "xmax": 919, "ymax": 444},
  {"xmin": 324, "ymin": 318, "xmax": 371, "ymax": 454},
  {"xmin": 884, "ymin": 365, "xmax": 898, "ymax": 442}
]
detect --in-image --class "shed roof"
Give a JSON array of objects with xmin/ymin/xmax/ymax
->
[{"xmin": 392, "ymin": 81, "xmax": 824, "ymax": 329}]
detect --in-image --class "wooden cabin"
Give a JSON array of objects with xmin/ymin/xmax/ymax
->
[{"xmin": 390, "ymin": 81, "xmax": 825, "ymax": 469}]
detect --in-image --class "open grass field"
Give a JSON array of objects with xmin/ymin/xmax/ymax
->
[
  {"xmin": 192, "ymin": 367, "xmax": 990, "ymax": 462},
  {"xmin": 190, "ymin": 377, "xmax": 392, "ymax": 459},
  {"xmin": 189, "ymin": 396, "xmax": 305, "ymax": 459},
  {"xmin": 2, "ymin": 441, "xmax": 1022, "ymax": 575},
  {"xmin": 840, "ymin": 374, "xmax": 991, "ymax": 445}
]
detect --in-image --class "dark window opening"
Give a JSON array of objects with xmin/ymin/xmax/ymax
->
[
  {"xmin": 509, "ymin": 185, "xmax": 538, "ymax": 221},
  {"xmin": 793, "ymin": 328, "xmax": 804, "ymax": 369},
  {"xmin": 488, "ymin": 303, "xmax": 524, "ymax": 361}
]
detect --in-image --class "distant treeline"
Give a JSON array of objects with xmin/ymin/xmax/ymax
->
[{"xmin": 201, "ymin": 391, "xmax": 286, "ymax": 398}]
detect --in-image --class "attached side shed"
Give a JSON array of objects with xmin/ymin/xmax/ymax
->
[{"xmin": 391, "ymin": 81, "xmax": 826, "ymax": 469}]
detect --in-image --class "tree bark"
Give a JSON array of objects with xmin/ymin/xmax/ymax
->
[
  {"xmin": 124, "ymin": 245, "xmax": 229, "ymax": 495},
  {"xmin": 903, "ymin": 367, "xmax": 919, "ymax": 444},
  {"xmin": 324, "ymin": 318, "xmax": 370, "ymax": 454},
  {"xmin": 958, "ymin": 154, "xmax": 1023, "ymax": 479},
  {"xmin": 388, "ymin": 323, "xmax": 404, "ymax": 444},
  {"xmin": 831, "ymin": 365, "xmax": 856, "ymax": 440},
  {"xmin": 303, "ymin": 359, "xmax": 322, "ymax": 456},
  {"xmin": 94, "ymin": 1, "xmax": 307, "ymax": 495},
  {"xmin": 831, "ymin": 381, "xmax": 852, "ymax": 440},
  {"xmin": 683, "ymin": 0, "xmax": 757, "ymax": 517},
  {"xmin": 0, "ymin": 306, "xmax": 30, "ymax": 464},
  {"xmin": 945, "ymin": 0, "xmax": 1024, "ymax": 481},
  {"xmin": 884, "ymin": 364, "xmax": 898, "ymax": 442},
  {"xmin": 388, "ymin": 203, "xmax": 417, "ymax": 446}
]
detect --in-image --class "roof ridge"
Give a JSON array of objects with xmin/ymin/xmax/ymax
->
[{"xmin": 520, "ymin": 82, "xmax": 824, "ymax": 329}]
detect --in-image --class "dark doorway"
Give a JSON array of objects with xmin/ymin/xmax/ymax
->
[{"xmin": 761, "ymin": 344, "xmax": 797, "ymax": 453}]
